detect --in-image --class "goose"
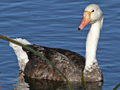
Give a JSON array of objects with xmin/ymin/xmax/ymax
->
[{"xmin": 9, "ymin": 4, "xmax": 103, "ymax": 82}]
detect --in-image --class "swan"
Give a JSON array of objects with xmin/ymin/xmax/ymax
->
[{"xmin": 9, "ymin": 4, "xmax": 103, "ymax": 82}]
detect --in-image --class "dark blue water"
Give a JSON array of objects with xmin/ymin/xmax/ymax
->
[{"xmin": 0, "ymin": 0, "xmax": 120, "ymax": 90}]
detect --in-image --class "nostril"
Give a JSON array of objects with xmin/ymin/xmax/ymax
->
[{"xmin": 78, "ymin": 27, "xmax": 81, "ymax": 31}]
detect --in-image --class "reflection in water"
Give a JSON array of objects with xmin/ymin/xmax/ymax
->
[
  {"xmin": 12, "ymin": 77, "xmax": 29, "ymax": 90},
  {"xmin": 13, "ymin": 76, "xmax": 103, "ymax": 90}
]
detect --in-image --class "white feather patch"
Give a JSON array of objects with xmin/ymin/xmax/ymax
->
[{"xmin": 9, "ymin": 38, "xmax": 31, "ymax": 71}]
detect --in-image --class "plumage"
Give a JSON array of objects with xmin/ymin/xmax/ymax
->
[{"xmin": 10, "ymin": 4, "xmax": 103, "ymax": 82}]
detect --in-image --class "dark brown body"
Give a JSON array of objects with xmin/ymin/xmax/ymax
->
[{"xmin": 23, "ymin": 45, "xmax": 85, "ymax": 81}]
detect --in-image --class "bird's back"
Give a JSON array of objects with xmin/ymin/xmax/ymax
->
[{"xmin": 23, "ymin": 44, "xmax": 85, "ymax": 81}]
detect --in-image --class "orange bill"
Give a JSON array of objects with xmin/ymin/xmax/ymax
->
[{"xmin": 78, "ymin": 11, "xmax": 92, "ymax": 30}]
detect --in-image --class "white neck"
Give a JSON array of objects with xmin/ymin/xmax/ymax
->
[{"xmin": 84, "ymin": 19, "xmax": 103, "ymax": 70}]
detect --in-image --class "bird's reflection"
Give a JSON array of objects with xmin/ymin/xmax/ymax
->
[{"xmin": 13, "ymin": 75, "xmax": 103, "ymax": 90}]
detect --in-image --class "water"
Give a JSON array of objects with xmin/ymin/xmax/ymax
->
[{"xmin": 0, "ymin": 0, "xmax": 120, "ymax": 90}]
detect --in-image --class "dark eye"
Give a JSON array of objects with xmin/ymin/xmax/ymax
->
[{"xmin": 92, "ymin": 10, "xmax": 94, "ymax": 12}]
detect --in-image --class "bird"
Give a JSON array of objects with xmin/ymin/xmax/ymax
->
[{"xmin": 9, "ymin": 4, "xmax": 103, "ymax": 82}]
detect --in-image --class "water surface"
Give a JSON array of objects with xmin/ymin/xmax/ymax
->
[{"xmin": 0, "ymin": 0, "xmax": 120, "ymax": 90}]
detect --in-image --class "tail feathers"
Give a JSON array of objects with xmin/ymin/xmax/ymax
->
[
  {"xmin": 9, "ymin": 38, "xmax": 31, "ymax": 71},
  {"xmin": 9, "ymin": 38, "xmax": 31, "ymax": 46}
]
